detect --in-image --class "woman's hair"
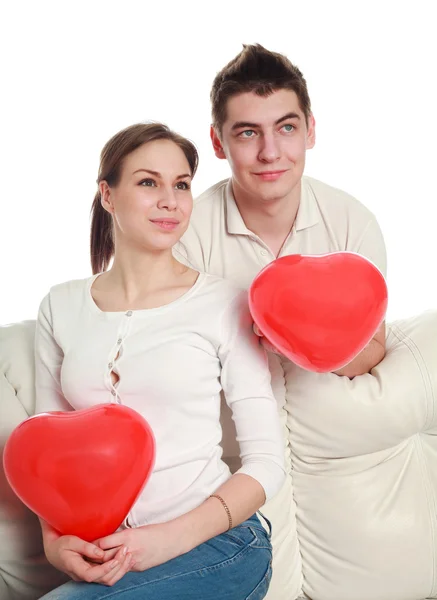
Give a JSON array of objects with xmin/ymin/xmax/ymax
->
[{"xmin": 90, "ymin": 122, "xmax": 199, "ymax": 274}]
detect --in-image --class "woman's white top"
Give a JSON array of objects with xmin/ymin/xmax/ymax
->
[{"xmin": 35, "ymin": 272, "xmax": 285, "ymax": 526}]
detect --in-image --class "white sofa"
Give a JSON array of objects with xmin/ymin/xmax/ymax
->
[{"xmin": 1, "ymin": 313, "xmax": 437, "ymax": 600}]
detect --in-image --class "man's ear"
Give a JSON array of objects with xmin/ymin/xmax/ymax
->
[
  {"xmin": 210, "ymin": 125, "xmax": 226, "ymax": 159},
  {"xmin": 306, "ymin": 114, "xmax": 316, "ymax": 149}
]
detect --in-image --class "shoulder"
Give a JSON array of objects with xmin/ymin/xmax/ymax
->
[
  {"xmin": 199, "ymin": 273, "xmax": 246, "ymax": 306},
  {"xmin": 190, "ymin": 179, "xmax": 229, "ymax": 223},
  {"xmin": 194, "ymin": 178, "xmax": 229, "ymax": 207},
  {"xmin": 196, "ymin": 275, "xmax": 252, "ymax": 346},
  {"xmin": 304, "ymin": 175, "xmax": 377, "ymax": 220},
  {"xmin": 39, "ymin": 276, "xmax": 93, "ymax": 315}
]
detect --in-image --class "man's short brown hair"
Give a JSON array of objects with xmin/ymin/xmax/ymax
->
[{"xmin": 211, "ymin": 44, "xmax": 311, "ymax": 134}]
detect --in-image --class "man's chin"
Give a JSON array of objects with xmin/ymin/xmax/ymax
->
[{"xmin": 256, "ymin": 187, "xmax": 295, "ymax": 205}]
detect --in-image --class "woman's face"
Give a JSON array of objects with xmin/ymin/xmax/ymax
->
[{"xmin": 101, "ymin": 139, "xmax": 193, "ymax": 253}]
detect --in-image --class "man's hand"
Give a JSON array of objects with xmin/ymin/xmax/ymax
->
[
  {"xmin": 254, "ymin": 320, "xmax": 386, "ymax": 379},
  {"xmin": 333, "ymin": 322, "xmax": 386, "ymax": 379}
]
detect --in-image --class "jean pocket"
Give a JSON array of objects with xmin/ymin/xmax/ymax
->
[
  {"xmin": 223, "ymin": 524, "xmax": 257, "ymax": 549},
  {"xmin": 248, "ymin": 526, "xmax": 273, "ymax": 551}
]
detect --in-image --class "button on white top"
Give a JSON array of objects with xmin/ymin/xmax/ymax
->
[
  {"xmin": 126, "ymin": 310, "xmax": 133, "ymax": 317},
  {"xmin": 260, "ymin": 250, "xmax": 268, "ymax": 256},
  {"xmin": 117, "ymin": 338, "xmax": 122, "ymax": 344}
]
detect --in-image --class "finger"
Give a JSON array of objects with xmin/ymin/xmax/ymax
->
[
  {"xmin": 253, "ymin": 323, "xmax": 262, "ymax": 337},
  {"xmin": 96, "ymin": 548, "xmax": 131, "ymax": 586},
  {"xmin": 97, "ymin": 532, "xmax": 127, "ymax": 550},
  {"xmin": 84, "ymin": 546, "xmax": 120, "ymax": 564},
  {"xmin": 102, "ymin": 547, "xmax": 120, "ymax": 563},
  {"xmin": 107, "ymin": 553, "xmax": 135, "ymax": 587},
  {"xmin": 69, "ymin": 554, "xmax": 122, "ymax": 583},
  {"xmin": 67, "ymin": 537, "xmax": 105, "ymax": 561},
  {"xmin": 260, "ymin": 338, "xmax": 282, "ymax": 355}
]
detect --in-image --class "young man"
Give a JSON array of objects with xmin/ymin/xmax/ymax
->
[
  {"xmin": 175, "ymin": 44, "xmax": 388, "ymax": 599},
  {"xmin": 177, "ymin": 43, "xmax": 387, "ymax": 379}
]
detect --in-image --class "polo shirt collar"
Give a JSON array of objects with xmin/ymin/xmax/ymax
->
[
  {"xmin": 225, "ymin": 180, "xmax": 250, "ymax": 235},
  {"xmin": 225, "ymin": 176, "xmax": 319, "ymax": 236},
  {"xmin": 294, "ymin": 177, "xmax": 319, "ymax": 231}
]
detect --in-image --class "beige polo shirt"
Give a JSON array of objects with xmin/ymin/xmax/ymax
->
[
  {"xmin": 175, "ymin": 175, "xmax": 387, "ymax": 287},
  {"xmin": 174, "ymin": 174, "xmax": 387, "ymax": 469},
  {"xmin": 174, "ymin": 175, "xmax": 387, "ymax": 599}
]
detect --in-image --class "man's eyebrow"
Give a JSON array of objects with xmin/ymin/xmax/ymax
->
[
  {"xmin": 231, "ymin": 121, "xmax": 259, "ymax": 131},
  {"xmin": 231, "ymin": 112, "xmax": 301, "ymax": 131},
  {"xmin": 275, "ymin": 112, "xmax": 301, "ymax": 125}
]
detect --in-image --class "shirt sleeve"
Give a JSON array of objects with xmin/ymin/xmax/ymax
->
[
  {"xmin": 218, "ymin": 291, "xmax": 286, "ymax": 501},
  {"xmin": 173, "ymin": 224, "xmax": 206, "ymax": 272},
  {"xmin": 34, "ymin": 293, "xmax": 73, "ymax": 413},
  {"xmin": 356, "ymin": 217, "xmax": 387, "ymax": 279}
]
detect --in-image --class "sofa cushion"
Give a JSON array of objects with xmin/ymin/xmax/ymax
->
[
  {"xmin": 0, "ymin": 321, "xmax": 68, "ymax": 599},
  {"xmin": 285, "ymin": 311, "xmax": 437, "ymax": 600}
]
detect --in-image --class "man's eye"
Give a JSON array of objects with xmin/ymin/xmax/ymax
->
[
  {"xmin": 282, "ymin": 124, "xmax": 295, "ymax": 132},
  {"xmin": 240, "ymin": 130, "xmax": 255, "ymax": 138}
]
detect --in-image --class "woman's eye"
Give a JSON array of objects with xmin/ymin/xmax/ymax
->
[
  {"xmin": 175, "ymin": 181, "xmax": 190, "ymax": 190},
  {"xmin": 139, "ymin": 178, "xmax": 156, "ymax": 187}
]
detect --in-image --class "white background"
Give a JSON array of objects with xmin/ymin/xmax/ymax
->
[{"xmin": 1, "ymin": 0, "xmax": 436, "ymax": 324}]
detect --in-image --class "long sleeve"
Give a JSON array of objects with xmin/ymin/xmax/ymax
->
[
  {"xmin": 34, "ymin": 293, "xmax": 73, "ymax": 414},
  {"xmin": 218, "ymin": 291, "xmax": 286, "ymax": 501}
]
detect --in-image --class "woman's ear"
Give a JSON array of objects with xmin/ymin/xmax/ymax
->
[{"xmin": 99, "ymin": 181, "xmax": 114, "ymax": 214}]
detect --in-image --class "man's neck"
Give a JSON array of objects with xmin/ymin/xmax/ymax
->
[{"xmin": 231, "ymin": 180, "xmax": 301, "ymax": 257}]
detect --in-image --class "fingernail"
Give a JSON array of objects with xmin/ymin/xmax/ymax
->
[
  {"xmin": 94, "ymin": 548, "xmax": 104, "ymax": 556},
  {"xmin": 123, "ymin": 546, "xmax": 128, "ymax": 556},
  {"xmin": 110, "ymin": 560, "xmax": 119, "ymax": 568}
]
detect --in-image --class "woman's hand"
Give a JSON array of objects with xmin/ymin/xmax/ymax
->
[
  {"xmin": 95, "ymin": 522, "xmax": 187, "ymax": 573},
  {"xmin": 41, "ymin": 519, "xmax": 134, "ymax": 586},
  {"xmin": 253, "ymin": 323, "xmax": 282, "ymax": 355}
]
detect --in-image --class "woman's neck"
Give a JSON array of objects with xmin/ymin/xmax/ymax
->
[{"xmin": 105, "ymin": 246, "xmax": 186, "ymax": 305}]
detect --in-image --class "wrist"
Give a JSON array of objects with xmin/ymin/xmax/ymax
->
[
  {"xmin": 170, "ymin": 496, "xmax": 230, "ymax": 554},
  {"xmin": 165, "ymin": 516, "xmax": 198, "ymax": 555}
]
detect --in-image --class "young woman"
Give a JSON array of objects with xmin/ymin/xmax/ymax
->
[{"xmin": 36, "ymin": 122, "xmax": 285, "ymax": 599}]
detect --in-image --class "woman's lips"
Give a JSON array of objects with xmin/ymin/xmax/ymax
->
[{"xmin": 150, "ymin": 219, "xmax": 180, "ymax": 230}]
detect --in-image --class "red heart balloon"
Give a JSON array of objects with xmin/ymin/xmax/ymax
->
[
  {"xmin": 249, "ymin": 252, "xmax": 388, "ymax": 373},
  {"xmin": 3, "ymin": 403, "xmax": 155, "ymax": 541}
]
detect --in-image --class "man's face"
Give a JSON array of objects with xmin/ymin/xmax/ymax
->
[{"xmin": 213, "ymin": 89, "xmax": 315, "ymax": 205}]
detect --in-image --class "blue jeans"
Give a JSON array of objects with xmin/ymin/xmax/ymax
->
[{"xmin": 40, "ymin": 514, "xmax": 272, "ymax": 600}]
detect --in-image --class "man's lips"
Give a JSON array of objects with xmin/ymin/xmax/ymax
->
[{"xmin": 253, "ymin": 170, "xmax": 288, "ymax": 181}]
